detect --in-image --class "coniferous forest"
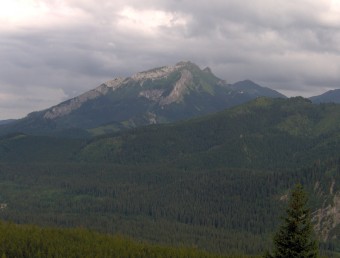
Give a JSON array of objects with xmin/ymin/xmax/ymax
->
[{"xmin": 0, "ymin": 97, "xmax": 340, "ymax": 257}]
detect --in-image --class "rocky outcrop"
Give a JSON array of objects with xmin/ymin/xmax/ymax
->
[
  {"xmin": 138, "ymin": 69, "xmax": 193, "ymax": 106},
  {"xmin": 160, "ymin": 69, "xmax": 193, "ymax": 105},
  {"xmin": 312, "ymin": 180, "xmax": 340, "ymax": 241},
  {"xmin": 139, "ymin": 89, "xmax": 164, "ymax": 102},
  {"xmin": 145, "ymin": 112, "xmax": 157, "ymax": 124},
  {"xmin": 132, "ymin": 66, "xmax": 176, "ymax": 81},
  {"xmin": 132, "ymin": 62, "xmax": 188, "ymax": 82},
  {"xmin": 104, "ymin": 77, "xmax": 126, "ymax": 89}
]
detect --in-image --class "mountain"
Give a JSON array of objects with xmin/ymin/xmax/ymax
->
[
  {"xmin": 310, "ymin": 89, "xmax": 340, "ymax": 103},
  {"xmin": 230, "ymin": 79, "xmax": 285, "ymax": 98},
  {"xmin": 0, "ymin": 119, "xmax": 15, "ymax": 125},
  {"xmin": 0, "ymin": 61, "xmax": 285, "ymax": 136},
  {"xmin": 0, "ymin": 97, "xmax": 339, "ymax": 256}
]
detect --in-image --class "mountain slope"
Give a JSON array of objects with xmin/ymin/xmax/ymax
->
[
  {"xmin": 0, "ymin": 119, "xmax": 15, "ymax": 125},
  {"xmin": 230, "ymin": 80, "xmax": 286, "ymax": 98},
  {"xmin": 0, "ymin": 61, "xmax": 285, "ymax": 136},
  {"xmin": 3, "ymin": 97, "xmax": 340, "ymax": 168},
  {"xmin": 77, "ymin": 97, "xmax": 340, "ymax": 169},
  {"xmin": 310, "ymin": 89, "xmax": 340, "ymax": 103}
]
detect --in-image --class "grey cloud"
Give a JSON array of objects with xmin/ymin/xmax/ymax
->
[{"xmin": 0, "ymin": 0, "xmax": 340, "ymax": 119}]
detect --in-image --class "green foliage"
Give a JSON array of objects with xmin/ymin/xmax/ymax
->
[
  {"xmin": 0, "ymin": 134, "xmax": 84, "ymax": 162},
  {"xmin": 0, "ymin": 160, "xmax": 339, "ymax": 255},
  {"xmin": 0, "ymin": 162, "xmax": 281, "ymax": 254},
  {"xmin": 0, "ymin": 221, "xmax": 250, "ymax": 258},
  {"xmin": 265, "ymin": 184, "xmax": 319, "ymax": 258},
  {"xmin": 1, "ymin": 98, "xmax": 340, "ymax": 256},
  {"xmin": 78, "ymin": 98, "xmax": 340, "ymax": 170}
]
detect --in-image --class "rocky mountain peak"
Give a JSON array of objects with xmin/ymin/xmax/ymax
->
[
  {"xmin": 43, "ymin": 62, "xmax": 201, "ymax": 120},
  {"xmin": 130, "ymin": 61, "xmax": 192, "ymax": 82},
  {"xmin": 131, "ymin": 66, "xmax": 177, "ymax": 81},
  {"xmin": 139, "ymin": 69, "xmax": 193, "ymax": 106}
]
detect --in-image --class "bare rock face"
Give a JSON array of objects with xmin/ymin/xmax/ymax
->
[
  {"xmin": 132, "ymin": 66, "xmax": 175, "ymax": 81},
  {"xmin": 44, "ymin": 78, "xmax": 126, "ymax": 120},
  {"xmin": 133, "ymin": 62, "xmax": 194, "ymax": 105},
  {"xmin": 160, "ymin": 69, "xmax": 193, "ymax": 105},
  {"xmin": 138, "ymin": 69, "xmax": 193, "ymax": 106},
  {"xmin": 44, "ymin": 85, "xmax": 106, "ymax": 120},
  {"xmin": 131, "ymin": 62, "xmax": 187, "ymax": 81},
  {"xmin": 145, "ymin": 112, "xmax": 157, "ymax": 124},
  {"xmin": 104, "ymin": 77, "xmax": 126, "ymax": 89},
  {"xmin": 313, "ymin": 180, "xmax": 340, "ymax": 241},
  {"xmin": 139, "ymin": 89, "xmax": 164, "ymax": 102}
]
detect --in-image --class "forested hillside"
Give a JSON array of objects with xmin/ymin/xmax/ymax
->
[
  {"xmin": 0, "ymin": 97, "xmax": 339, "ymax": 256},
  {"xmin": 78, "ymin": 97, "xmax": 340, "ymax": 169},
  {"xmin": 0, "ymin": 221, "xmax": 252, "ymax": 258}
]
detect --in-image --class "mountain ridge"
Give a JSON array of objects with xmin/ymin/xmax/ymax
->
[
  {"xmin": 76, "ymin": 97, "xmax": 340, "ymax": 168},
  {"xmin": 310, "ymin": 89, "xmax": 340, "ymax": 104},
  {"xmin": 0, "ymin": 61, "xmax": 285, "ymax": 136},
  {"xmin": 43, "ymin": 62, "xmax": 194, "ymax": 120}
]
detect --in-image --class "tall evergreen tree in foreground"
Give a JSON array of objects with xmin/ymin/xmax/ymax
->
[{"xmin": 265, "ymin": 184, "xmax": 319, "ymax": 258}]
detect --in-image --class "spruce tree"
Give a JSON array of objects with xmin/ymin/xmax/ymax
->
[{"xmin": 265, "ymin": 184, "xmax": 319, "ymax": 258}]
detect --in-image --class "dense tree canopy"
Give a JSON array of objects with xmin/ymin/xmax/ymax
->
[{"xmin": 0, "ymin": 98, "xmax": 340, "ymax": 256}]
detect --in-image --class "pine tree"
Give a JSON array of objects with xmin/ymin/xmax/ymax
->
[{"xmin": 265, "ymin": 184, "xmax": 319, "ymax": 258}]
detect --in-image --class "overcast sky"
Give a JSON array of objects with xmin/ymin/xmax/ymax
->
[{"xmin": 1, "ymin": 0, "xmax": 340, "ymax": 119}]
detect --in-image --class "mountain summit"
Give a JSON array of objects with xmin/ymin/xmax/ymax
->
[{"xmin": 1, "ymin": 61, "xmax": 285, "ymax": 136}]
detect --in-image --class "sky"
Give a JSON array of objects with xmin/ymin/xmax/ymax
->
[{"xmin": 1, "ymin": 0, "xmax": 340, "ymax": 119}]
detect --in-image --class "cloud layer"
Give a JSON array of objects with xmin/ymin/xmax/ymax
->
[{"xmin": 1, "ymin": 0, "xmax": 340, "ymax": 119}]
